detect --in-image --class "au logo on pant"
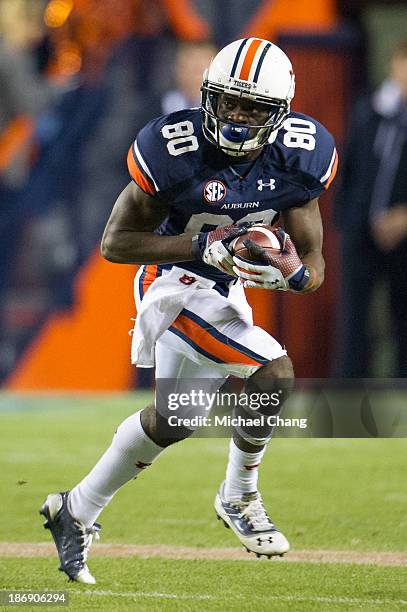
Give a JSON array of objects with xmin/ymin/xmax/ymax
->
[{"xmin": 179, "ymin": 274, "xmax": 197, "ymax": 285}]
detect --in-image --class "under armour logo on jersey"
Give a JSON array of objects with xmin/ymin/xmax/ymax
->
[
  {"xmin": 204, "ymin": 180, "xmax": 227, "ymax": 203},
  {"xmin": 257, "ymin": 179, "xmax": 276, "ymax": 191},
  {"xmin": 179, "ymin": 274, "xmax": 197, "ymax": 285}
]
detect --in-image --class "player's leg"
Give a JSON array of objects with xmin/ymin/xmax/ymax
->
[
  {"xmin": 224, "ymin": 354, "xmax": 294, "ymax": 498},
  {"xmin": 40, "ymin": 406, "xmax": 166, "ymax": 584},
  {"xmin": 215, "ymin": 355, "xmax": 294, "ymax": 557},
  {"xmin": 40, "ymin": 408, "xmax": 165, "ymax": 584},
  {"xmin": 67, "ymin": 341, "xmax": 220, "ymax": 531},
  {"xmin": 40, "ymin": 342, "xmax": 220, "ymax": 584},
  {"xmin": 168, "ymin": 284, "xmax": 293, "ymax": 556}
]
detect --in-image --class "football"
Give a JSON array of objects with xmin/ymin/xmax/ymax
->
[{"xmin": 230, "ymin": 225, "xmax": 282, "ymax": 261}]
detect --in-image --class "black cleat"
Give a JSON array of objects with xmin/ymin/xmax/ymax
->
[{"xmin": 40, "ymin": 492, "xmax": 100, "ymax": 584}]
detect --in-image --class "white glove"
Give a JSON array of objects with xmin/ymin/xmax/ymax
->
[
  {"xmin": 233, "ymin": 257, "xmax": 289, "ymax": 290},
  {"xmin": 202, "ymin": 241, "xmax": 235, "ymax": 275},
  {"xmin": 191, "ymin": 224, "xmax": 251, "ymax": 275}
]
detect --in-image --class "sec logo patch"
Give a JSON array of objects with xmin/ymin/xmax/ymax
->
[{"xmin": 204, "ymin": 180, "xmax": 227, "ymax": 204}]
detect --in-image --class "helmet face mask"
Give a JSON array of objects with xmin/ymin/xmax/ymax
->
[
  {"xmin": 200, "ymin": 38, "xmax": 295, "ymax": 156},
  {"xmin": 201, "ymin": 85, "xmax": 290, "ymax": 156}
]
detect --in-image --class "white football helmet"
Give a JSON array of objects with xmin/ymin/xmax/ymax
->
[{"xmin": 201, "ymin": 38, "xmax": 295, "ymax": 156}]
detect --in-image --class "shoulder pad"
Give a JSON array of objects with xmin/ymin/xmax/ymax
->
[
  {"xmin": 275, "ymin": 112, "xmax": 338, "ymax": 198},
  {"xmin": 127, "ymin": 108, "xmax": 202, "ymax": 197}
]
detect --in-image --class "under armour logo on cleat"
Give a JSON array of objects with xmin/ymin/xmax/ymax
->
[{"xmin": 257, "ymin": 536, "xmax": 274, "ymax": 545}]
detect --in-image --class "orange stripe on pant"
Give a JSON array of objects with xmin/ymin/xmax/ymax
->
[
  {"xmin": 171, "ymin": 313, "xmax": 263, "ymax": 366},
  {"xmin": 239, "ymin": 38, "xmax": 262, "ymax": 80},
  {"xmin": 142, "ymin": 265, "xmax": 160, "ymax": 296}
]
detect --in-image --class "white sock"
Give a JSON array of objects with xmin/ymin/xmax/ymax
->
[
  {"xmin": 68, "ymin": 411, "xmax": 163, "ymax": 527},
  {"xmin": 224, "ymin": 439, "xmax": 266, "ymax": 501}
]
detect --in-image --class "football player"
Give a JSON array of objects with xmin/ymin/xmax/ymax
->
[{"xmin": 40, "ymin": 38, "xmax": 337, "ymax": 583}]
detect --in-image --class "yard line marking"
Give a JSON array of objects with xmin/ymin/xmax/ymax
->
[
  {"xmin": 156, "ymin": 518, "xmax": 209, "ymax": 525},
  {"xmin": 1, "ymin": 543, "xmax": 407, "ymax": 566},
  {"xmin": 69, "ymin": 589, "xmax": 407, "ymax": 606},
  {"xmin": 72, "ymin": 589, "xmax": 215, "ymax": 601}
]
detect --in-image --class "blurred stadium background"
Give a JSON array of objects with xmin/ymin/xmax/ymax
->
[{"xmin": 0, "ymin": 0, "xmax": 406, "ymax": 391}]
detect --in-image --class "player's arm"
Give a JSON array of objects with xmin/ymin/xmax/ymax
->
[
  {"xmin": 281, "ymin": 197, "xmax": 324, "ymax": 292},
  {"xmin": 101, "ymin": 182, "xmax": 195, "ymax": 264},
  {"xmin": 101, "ymin": 181, "xmax": 245, "ymax": 270}
]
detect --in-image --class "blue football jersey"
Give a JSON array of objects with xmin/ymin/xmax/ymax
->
[{"xmin": 127, "ymin": 108, "xmax": 337, "ymax": 283}]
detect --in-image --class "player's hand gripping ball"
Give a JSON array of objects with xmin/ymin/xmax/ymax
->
[
  {"xmin": 192, "ymin": 223, "xmax": 251, "ymax": 275},
  {"xmin": 231, "ymin": 226, "xmax": 312, "ymax": 291}
]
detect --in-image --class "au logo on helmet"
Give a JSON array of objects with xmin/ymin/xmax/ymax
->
[{"xmin": 204, "ymin": 180, "xmax": 227, "ymax": 203}]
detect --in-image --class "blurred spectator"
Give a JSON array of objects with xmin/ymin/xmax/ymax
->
[
  {"xmin": 161, "ymin": 41, "xmax": 217, "ymax": 114},
  {"xmin": 192, "ymin": 0, "xmax": 260, "ymax": 45},
  {"xmin": 0, "ymin": 0, "xmax": 64, "ymax": 378},
  {"xmin": 0, "ymin": 0, "xmax": 179, "ymax": 383},
  {"xmin": 335, "ymin": 41, "xmax": 407, "ymax": 377},
  {"xmin": 0, "ymin": 35, "xmax": 55, "ymax": 187},
  {"xmin": 72, "ymin": 35, "xmax": 162, "ymax": 258}
]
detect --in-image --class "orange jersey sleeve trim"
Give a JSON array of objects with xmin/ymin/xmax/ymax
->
[
  {"xmin": 127, "ymin": 146, "xmax": 156, "ymax": 196},
  {"xmin": 324, "ymin": 152, "xmax": 338, "ymax": 190}
]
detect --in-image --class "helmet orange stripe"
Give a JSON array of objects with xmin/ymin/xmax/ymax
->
[{"xmin": 238, "ymin": 38, "xmax": 263, "ymax": 81}]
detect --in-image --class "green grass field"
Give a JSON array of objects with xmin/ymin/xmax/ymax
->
[{"xmin": 0, "ymin": 393, "xmax": 406, "ymax": 610}]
